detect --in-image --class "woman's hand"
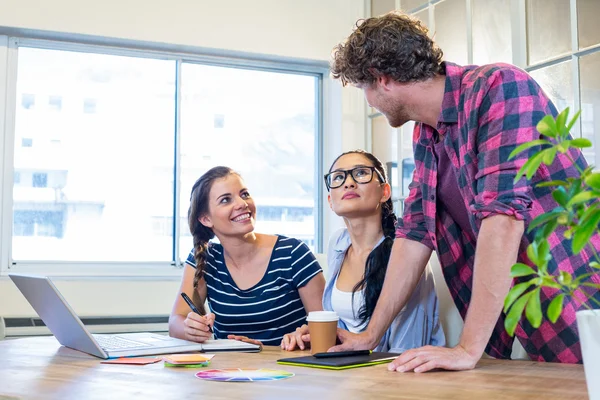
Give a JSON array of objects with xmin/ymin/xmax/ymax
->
[
  {"xmin": 280, "ymin": 324, "xmax": 310, "ymax": 351},
  {"xmin": 227, "ymin": 335, "xmax": 263, "ymax": 350},
  {"xmin": 183, "ymin": 312, "xmax": 214, "ymax": 343}
]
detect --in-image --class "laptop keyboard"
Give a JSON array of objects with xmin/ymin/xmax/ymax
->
[{"xmin": 94, "ymin": 335, "xmax": 149, "ymax": 350}]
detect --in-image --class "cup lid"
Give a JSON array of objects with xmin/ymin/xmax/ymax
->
[{"xmin": 306, "ymin": 311, "xmax": 339, "ymax": 322}]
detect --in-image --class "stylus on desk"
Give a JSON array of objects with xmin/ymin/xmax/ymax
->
[
  {"xmin": 312, "ymin": 350, "xmax": 372, "ymax": 358},
  {"xmin": 180, "ymin": 292, "xmax": 213, "ymax": 334}
]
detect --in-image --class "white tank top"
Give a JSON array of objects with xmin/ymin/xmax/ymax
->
[{"xmin": 330, "ymin": 274, "xmax": 367, "ymax": 333}]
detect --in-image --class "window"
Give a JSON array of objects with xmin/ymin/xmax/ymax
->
[
  {"xmin": 21, "ymin": 93, "xmax": 35, "ymax": 109},
  {"xmin": 7, "ymin": 45, "xmax": 323, "ymax": 266},
  {"xmin": 213, "ymin": 114, "xmax": 225, "ymax": 129},
  {"xmin": 32, "ymin": 173, "xmax": 48, "ymax": 188},
  {"xmin": 14, "ymin": 172, "xmax": 21, "ymax": 185},
  {"xmin": 525, "ymin": 0, "xmax": 600, "ymax": 166},
  {"xmin": 179, "ymin": 63, "xmax": 318, "ymax": 257},
  {"xmin": 48, "ymin": 95, "xmax": 62, "ymax": 111},
  {"xmin": 12, "ymin": 47, "xmax": 176, "ymax": 262},
  {"xmin": 83, "ymin": 98, "xmax": 97, "ymax": 114}
]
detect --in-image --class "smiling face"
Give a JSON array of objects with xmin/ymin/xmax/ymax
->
[
  {"xmin": 327, "ymin": 152, "xmax": 391, "ymax": 219},
  {"xmin": 199, "ymin": 174, "xmax": 256, "ymax": 238}
]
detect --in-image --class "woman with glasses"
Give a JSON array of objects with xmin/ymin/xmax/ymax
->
[
  {"xmin": 169, "ymin": 166, "xmax": 325, "ymax": 346},
  {"xmin": 281, "ymin": 150, "xmax": 445, "ymax": 352}
]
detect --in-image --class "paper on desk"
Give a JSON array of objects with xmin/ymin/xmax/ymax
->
[
  {"xmin": 162, "ymin": 353, "xmax": 216, "ymax": 364},
  {"xmin": 101, "ymin": 357, "xmax": 161, "ymax": 365}
]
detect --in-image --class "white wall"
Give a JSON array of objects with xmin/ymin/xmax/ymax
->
[
  {"xmin": 0, "ymin": 0, "xmax": 361, "ymax": 61},
  {"xmin": 0, "ymin": 0, "xmax": 368, "ymax": 319}
]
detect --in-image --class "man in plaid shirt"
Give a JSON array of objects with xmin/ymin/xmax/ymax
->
[{"xmin": 328, "ymin": 11, "xmax": 600, "ymax": 371}]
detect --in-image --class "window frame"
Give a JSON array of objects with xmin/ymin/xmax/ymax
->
[{"xmin": 0, "ymin": 35, "xmax": 327, "ymax": 277}]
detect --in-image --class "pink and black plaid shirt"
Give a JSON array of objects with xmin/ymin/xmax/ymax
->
[{"xmin": 396, "ymin": 62, "xmax": 600, "ymax": 362}]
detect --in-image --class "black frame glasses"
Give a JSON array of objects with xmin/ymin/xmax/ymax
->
[{"xmin": 324, "ymin": 166, "xmax": 385, "ymax": 191}]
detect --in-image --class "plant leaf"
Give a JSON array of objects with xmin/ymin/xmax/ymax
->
[
  {"xmin": 565, "ymin": 109, "xmax": 582, "ymax": 133},
  {"xmin": 572, "ymin": 210, "xmax": 600, "ymax": 253},
  {"xmin": 538, "ymin": 240, "xmax": 551, "ymax": 266},
  {"xmin": 511, "ymin": 263, "xmax": 537, "ymax": 277},
  {"xmin": 582, "ymin": 282, "xmax": 600, "ymax": 289},
  {"xmin": 590, "ymin": 261, "xmax": 600, "ymax": 269},
  {"xmin": 525, "ymin": 288, "xmax": 543, "ymax": 328},
  {"xmin": 537, "ymin": 180, "xmax": 569, "ymax": 188},
  {"xmin": 566, "ymin": 191, "xmax": 596, "ymax": 207},
  {"xmin": 504, "ymin": 291, "xmax": 535, "ymax": 337},
  {"xmin": 536, "ymin": 218, "xmax": 559, "ymax": 241},
  {"xmin": 503, "ymin": 280, "xmax": 535, "ymax": 313},
  {"xmin": 527, "ymin": 209, "xmax": 563, "ymax": 233},
  {"xmin": 508, "ymin": 139, "xmax": 552, "ymax": 160},
  {"xmin": 557, "ymin": 140, "xmax": 571, "ymax": 153},
  {"xmin": 555, "ymin": 108, "xmax": 569, "ymax": 131},
  {"xmin": 573, "ymin": 272, "xmax": 596, "ymax": 286},
  {"xmin": 526, "ymin": 243, "xmax": 539, "ymax": 266},
  {"xmin": 547, "ymin": 293, "xmax": 565, "ymax": 323},
  {"xmin": 558, "ymin": 271, "xmax": 572, "ymax": 286},
  {"xmin": 551, "ymin": 187, "xmax": 569, "ymax": 207},
  {"xmin": 585, "ymin": 173, "xmax": 600, "ymax": 190},
  {"xmin": 536, "ymin": 115, "xmax": 558, "ymax": 138},
  {"xmin": 542, "ymin": 147, "xmax": 558, "ymax": 166},
  {"xmin": 570, "ymin": 138, "xmax": 592, "ymax": 148},
  {"xmin": 514, "ymin": 151, "xmax": 545, "ymax": 183}
]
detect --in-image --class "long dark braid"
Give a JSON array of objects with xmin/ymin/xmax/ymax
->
[
  {"xmin": 188, "ymin": 166, "xmax": 238, "ymax": 311},
  {"xmin": 328, "ymin": 150, "xmax": 398, "ymax": 326}
]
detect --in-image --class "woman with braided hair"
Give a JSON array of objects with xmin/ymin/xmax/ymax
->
[
  {"xmin": 169, "ymin": 166, "xmax": 325, "ymax": 346},
  {"xmin": 282, "ymin": 150, "xmax": 445, "ymax": 352}
]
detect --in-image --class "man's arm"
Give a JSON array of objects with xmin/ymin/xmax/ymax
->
[
  {"xmin": 389, "ymin": 214, "xmax": 523, "ymax": 372},
  {"xmin": 329, "ymin": 238, "xmax": 433, "ymax": 351}
]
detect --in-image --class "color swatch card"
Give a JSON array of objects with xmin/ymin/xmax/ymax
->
[{"xmin": 195, "ymin": 368, "xmax": 294, "ymax": 382}]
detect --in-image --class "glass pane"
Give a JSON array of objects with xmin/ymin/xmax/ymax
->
[
  {"xmin": 526, "ymin": 0, "xmax": 571, "ymax": 65},
  {"xmin": 13, "ymin": 48, "xmax": 175, "ymax": 261},
  {"xmin": 413, "ymin": 9, "xmax": 429, "ymax": 30},
  {"xmin": 371, "ymin": 115, "xmax": 396, "ymax": 164},
  {"xmin": 371, "ymin": 0, "xmax": 396, "ymax": 16},
  {"xmin": 578, "ymin": 0, "xmax": 600, "ymax": 49},
  {"xmin": 529, "ymin": 61, "xmax": 574, "ymax": 114},
  {"xmin": 472, "ymin": 0, "xmax": 512, "ymax": 65},
  {"xmin": 580, "ymin": 51, "xmax": 600, "ymax": 167},
  {"xmin": 401, "ymin": 0, "xmax": 428, "ymax": 12},
  {"xmin": 434, "ymin": 0, "xmax": 468, "ymax": 65},
  {"xmin": 180, "ymin": 64, "xmax": 317, "ymax": 259}
]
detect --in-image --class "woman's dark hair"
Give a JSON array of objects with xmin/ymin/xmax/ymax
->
[
  {"xmin": 331, "ymin": 11, "xmax": 443, "ymax": 87},
  {"xmin": 328, "ymin": 150, "xmax": 397, "ymax": 326},
  {"xmin": 188, "ymin": 166, "xmax": 239, "ymax": 310}
]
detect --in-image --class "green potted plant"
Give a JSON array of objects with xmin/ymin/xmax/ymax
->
[{"xmin": 503, "ymin": 108, "xmax": 600, "ymax": 400}]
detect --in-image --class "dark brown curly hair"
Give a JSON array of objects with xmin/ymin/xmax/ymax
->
[{"xmin": 331, "ymin": 11, "xmax": 444, "ymax": 86}]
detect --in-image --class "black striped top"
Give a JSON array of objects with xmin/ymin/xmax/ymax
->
[{"xmin": 185, "ymin": 235, "xmax": 322, "ymax": 346}]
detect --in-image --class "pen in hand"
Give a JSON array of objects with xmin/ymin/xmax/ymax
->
[{"xmin": 180, "ymin": 292, "xmax": 213, "ymax": 334}]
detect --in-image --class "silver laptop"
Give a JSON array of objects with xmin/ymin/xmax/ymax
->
[{"xmin": 9, "ymin": 274, "xmax": 260, "ymax": 358}]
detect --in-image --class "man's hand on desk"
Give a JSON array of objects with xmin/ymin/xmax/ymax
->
[
  {"xmin": 388, "ymin": 345, "xmax": 479, "ymax": 373},
  {"xmin": 327, "ymin": 328, "xmax": 376, "ymax": 352}
]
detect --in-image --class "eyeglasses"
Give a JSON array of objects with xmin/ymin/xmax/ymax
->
[{"xmin": 324, "ymin": 166, "xmax": 385, "ymax": 191}]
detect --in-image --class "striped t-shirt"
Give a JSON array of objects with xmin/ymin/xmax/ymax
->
[{"xmin": 185, "ymin": 235, "xmax": 322, "ymax": 346}]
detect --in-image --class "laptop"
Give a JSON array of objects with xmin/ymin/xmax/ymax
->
[{"xmin": 9, "ymin": 274, "xmax": 260, "ymax": 359}]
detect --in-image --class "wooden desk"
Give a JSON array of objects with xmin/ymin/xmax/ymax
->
[{"xmin": 0, "ymin": 337, "xmax": 588, "ymax": 399}]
